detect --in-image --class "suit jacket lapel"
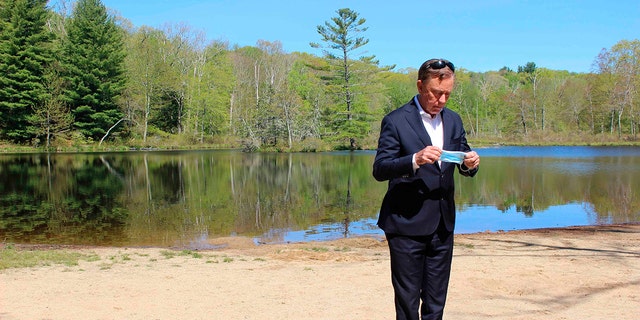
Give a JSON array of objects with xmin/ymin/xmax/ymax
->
[
  {"xmin": 403, "ymin": 99, "xmax": 431, "ymax": 147},
  {"xmin": 442, "ymin": 109, "xmax": 454, "ymax": 145},
  {"xmin": 440, "ymin": 109, "xmax": 455, "ymax": 171}
]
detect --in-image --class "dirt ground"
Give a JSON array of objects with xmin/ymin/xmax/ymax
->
[{"xmin": 1, "ymin": 223, "xmax": 639, "ymax": 320}]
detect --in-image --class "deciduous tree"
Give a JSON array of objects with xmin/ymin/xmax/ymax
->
[{"xmin": 594, "ymin": 40, "xmax": 640, "ymax": 137}]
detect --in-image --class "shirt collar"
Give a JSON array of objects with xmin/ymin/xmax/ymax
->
[{"xmin": 414, "ymin": 95, "xmax": 440, "ymax": 119}]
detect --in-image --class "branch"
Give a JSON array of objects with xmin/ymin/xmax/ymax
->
[{"xmin": 99, "ymin": 118, "xmax": 126, "ymax": 145}]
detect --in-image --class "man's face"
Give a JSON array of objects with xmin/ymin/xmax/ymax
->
[{"xmin": 417, "ymin": 76, "xmax": 454, "ymax": 116}]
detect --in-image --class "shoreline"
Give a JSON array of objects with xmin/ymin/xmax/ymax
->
[{"xmin": 4, "ymin": 222, "xmax": 639, "ymax": 251}]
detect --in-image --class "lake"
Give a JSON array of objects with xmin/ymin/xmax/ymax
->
[{"xmin": 1, "ymin": 146, "xmax": 639, "ymax": 248}]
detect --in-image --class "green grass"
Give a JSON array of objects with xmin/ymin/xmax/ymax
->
[
  {"xmin": 305, "ymin": 247, "xmax": 329, "ymax": 253},
  {"xmin": 159, "ymin": 249, "xmax": 204, "ymax": 259},
  {"xmin": 0, "ymin": 244, "xmax": 100, "ymax": 270},
  {"xmin": 0, "ymin": 244, "xmax": 252, "ymax": 270},
  {"xmin": 455, "ymin": 242, "xmax": 475, "ymax": 249}
]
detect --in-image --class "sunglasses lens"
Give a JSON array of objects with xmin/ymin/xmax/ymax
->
[
  {"xmin": 427, "ymin": 60, "xmax": 454, "ymax": 72},
  {"xmin": 430, "ymin": 60, "xmax": 445, "ymax": 69},
  {"xmin": 446, "ymin": 61, "xmax": 455, "ymax": 72}
]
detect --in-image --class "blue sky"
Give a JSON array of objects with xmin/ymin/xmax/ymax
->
[{"xmin": 50, "ymin": 0, "xmax": 639, "ymax": 73}]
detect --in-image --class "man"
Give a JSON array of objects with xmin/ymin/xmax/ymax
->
[{"xmin": 372, "ymin": 58, "xmax": 480, "ymax": 320}]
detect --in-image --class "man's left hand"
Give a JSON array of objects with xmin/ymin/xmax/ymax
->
[{"xmin": 463, "ymin": 151, "xmax": 480, "ymax": 170}]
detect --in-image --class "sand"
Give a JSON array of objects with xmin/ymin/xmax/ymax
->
[{"xmin": 1, "ymin": 223, "xmax": 639, "ymax": 320}]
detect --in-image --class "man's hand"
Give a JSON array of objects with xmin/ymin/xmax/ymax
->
[
  {"xmin": 415, "ymin": 146, "xmax": 442, "ymax": 166},
  {"xmin": 463, "ymin": 151, "xmax": 480, "ymax": 170}
]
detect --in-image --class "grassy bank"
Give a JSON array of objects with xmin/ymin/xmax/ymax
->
[{"xmin": 1, "ymin": 132, "xmax": 639, "ymax": 154}]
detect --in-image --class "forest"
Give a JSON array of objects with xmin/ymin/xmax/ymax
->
[{"xmin": 1, "ymin": 0, "xmax": 639, "ymax": 152}]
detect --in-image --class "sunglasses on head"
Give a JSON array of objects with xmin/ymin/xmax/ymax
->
[{"xmin": 426, "ymin": 60, "xmax": 455, "ymax": 72}]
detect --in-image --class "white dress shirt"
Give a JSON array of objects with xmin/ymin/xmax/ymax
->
[{"xmin": 413, "ymin": 95, "xmax": 443, "ymax": 170}]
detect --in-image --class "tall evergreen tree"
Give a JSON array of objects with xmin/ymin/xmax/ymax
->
[
  {"xmin": 61, "ymin": 0, "xmax": 126, "ymax": 141},
  {"xmin": 0, "ymin": 0, "xmax": 54, "ymax": 143},
  {"xmin": 310, "ymin": 8, "xmax": 391, "ymax": 150}
]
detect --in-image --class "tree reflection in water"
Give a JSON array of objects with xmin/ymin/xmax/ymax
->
[{"xmin": 0, "ymin": 147, "xmax": 639, "ymax": 247}]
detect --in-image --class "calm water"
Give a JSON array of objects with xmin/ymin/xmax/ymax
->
[{"xmin": 1, "ymin": 146, "xmax": 639, "ymax": 248}]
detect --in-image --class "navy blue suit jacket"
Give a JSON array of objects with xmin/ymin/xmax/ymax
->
[{"xmin": 373, "ymin": 98, "xmax": 478, "ymax": 236}]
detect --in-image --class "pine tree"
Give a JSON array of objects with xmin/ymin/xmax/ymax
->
[
  {"xmin": 310, "ymin": 8, "xmax": 392, "ymax": 150},
  {"xmin": 0, "ymin": 0, "xmax": 55, "ymax": 143},
  {"xmin": 61, "ymin": 0, "xmax": 126, "ymax": 141}
]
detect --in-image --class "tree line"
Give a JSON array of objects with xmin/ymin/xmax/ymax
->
[{"xmin": 1, "ymin": 0, "xmax": 639, "ymax": 151}]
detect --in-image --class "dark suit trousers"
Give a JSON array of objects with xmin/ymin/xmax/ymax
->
[{"xmin": 386, "ymin": 220, "xmax": 454, "ymax": 320}]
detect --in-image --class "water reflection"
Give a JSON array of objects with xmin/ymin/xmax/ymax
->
[{"xmin": 0, "ymin": 147, "xmax": 639, "ymax": 248}]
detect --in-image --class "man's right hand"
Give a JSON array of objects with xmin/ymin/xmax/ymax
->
[{"xmin": 414, "ymin": 146, "xmax": 442, "ymax": 166}]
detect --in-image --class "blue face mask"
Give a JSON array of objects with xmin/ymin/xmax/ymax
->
[{"xmin": 439, "ymin": 150, "xmax": 466, "ymax": 164}]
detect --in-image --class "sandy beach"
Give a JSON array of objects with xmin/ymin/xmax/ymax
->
[{"xmin": 1, "ymin": 223, "xmax": 639, "ymax": 320}]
